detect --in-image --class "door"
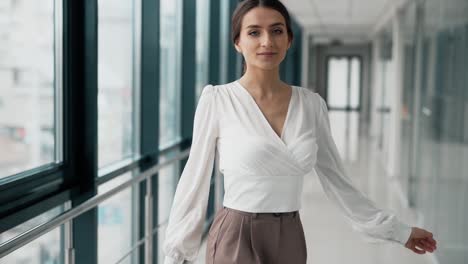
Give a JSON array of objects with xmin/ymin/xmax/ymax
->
[{"xmin": 325, "ymin": 55, "xmax": 362, "ymax": 161}]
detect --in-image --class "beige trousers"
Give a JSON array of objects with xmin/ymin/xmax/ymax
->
[{"xmin": 205, "ymin": 206, "xmax": 307, "ymax": 264}]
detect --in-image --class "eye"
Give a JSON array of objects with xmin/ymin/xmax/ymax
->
[
  {"xmin": 273, "ymin": 28, "xmax": 283, "ymax": 34},
  {"xmin": 248, "ymin": 31, "xmax": 259, "ymax": 36}
]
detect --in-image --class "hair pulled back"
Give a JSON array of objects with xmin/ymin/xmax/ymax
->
[{"xmin": 231, "ymin": 0, "xmax": 294, "ymax": 74}]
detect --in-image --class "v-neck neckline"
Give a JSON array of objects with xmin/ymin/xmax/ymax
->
[{"xmin": 234, "ymin": 80, "xmax": 295, "ymax": 147}]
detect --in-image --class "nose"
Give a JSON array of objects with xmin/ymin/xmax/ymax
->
[{"xmin": 261, "ymin": 32, "xmax": 274, "ymax": 47}]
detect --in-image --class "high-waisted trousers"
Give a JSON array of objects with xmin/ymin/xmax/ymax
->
[{"xmin": 205, "ymin": 206, "xmax": 307, "ymax": 264}]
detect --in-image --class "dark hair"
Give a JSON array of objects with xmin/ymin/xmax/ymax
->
[{"xmin": 231, "ymin": 0, "xmax": 294, "ymax": 74}]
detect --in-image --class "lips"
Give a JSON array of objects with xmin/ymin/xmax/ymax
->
[{"xmin": 257, "ymin": 52, "xmax": 277, "ymax": 55}]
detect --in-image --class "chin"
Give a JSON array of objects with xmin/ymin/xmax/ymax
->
[{"xmin": 253, "ymin": 62, "xmax": 281, "ymax": 71}]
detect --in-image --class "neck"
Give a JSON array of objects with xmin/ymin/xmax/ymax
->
[{"xmin": 238, "ymin": 66, "xmax": 284, "ymax": 98}]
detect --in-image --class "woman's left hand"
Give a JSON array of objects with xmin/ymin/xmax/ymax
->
[{"xmin": 404, "ymin": 227, "xmax": 437, "ymax": 254}]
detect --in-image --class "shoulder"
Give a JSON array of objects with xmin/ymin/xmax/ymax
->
[
  {"xmin": 294, "ymin": 85, "xmax": 326, "ymax": 105},
  {"xmin": 196, "ymin": 85, "xmax": 218, "ymax": 112},
  {"xmin": 294, "ymin": 85, "xmax": 329, "ymax": 119},
  {"xmin": 201, "ymin": 83, "xmax": 234, "ymax": 97},
  {"xmin": 201, "ymin": 84, "xmax": 216, "ymax": 96},
  {"xmin": 199, "ymin": 84, "xmax": 221, "ymax": 105}
]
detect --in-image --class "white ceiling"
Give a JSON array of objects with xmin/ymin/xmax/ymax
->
[{"xmin": 283, "ymin": 0, "xmax": 400, "ymax": 43}]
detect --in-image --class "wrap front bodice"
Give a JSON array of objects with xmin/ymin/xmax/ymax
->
[{"xmin": 217, "ymin": 82, "xmax": 318, "ymax": 212}]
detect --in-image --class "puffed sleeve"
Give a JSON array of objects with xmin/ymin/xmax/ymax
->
[
  {"xmin": 313, "ymin": 94, "xmax": 412, "ymax": 245},
  {"xmin": 162, "ymin": 85, "xmax": 219, "ymax": 264}
]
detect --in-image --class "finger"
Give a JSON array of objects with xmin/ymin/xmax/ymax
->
[
  {"xmin": 417, "ymin": 240, "xmax": 434, "ymax": 252},
  {"xmin": 424, "ymin": 237, "xmax": 437, "ymax": 248},
  {"xmin": 412, "ymin": 247, "xmax": 426, "ymax": 254},
  {"xmin": 416, "ymin": 240, "xmax": 429, "ymax": 250},
  {"xmin": 412, "ymin": 245, "xmax": 426, "ymax": 254},
  {"xmin": 422, "ymin": 239, "xmax": 436, "ymax": 252},
  {"xmin": 427, "ymin": 237, "xmax": 437, "ymax": 246},
  {"xmin": 425, "ymin": 231, "xmax": 434, "ymax": 237}
]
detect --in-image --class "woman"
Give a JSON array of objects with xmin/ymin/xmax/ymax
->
[{"xmin": 163, "ymin": 0, "xmax": 437, "ymax": 263}]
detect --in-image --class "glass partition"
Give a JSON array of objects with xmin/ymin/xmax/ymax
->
[{"xmin": 0, "ymin": 0, "xmax": 58, "ymax": 178}]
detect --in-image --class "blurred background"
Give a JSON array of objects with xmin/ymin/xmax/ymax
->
[{"xmin": 0, "ymin": 0, "xmax": 466, "ymax": 263}]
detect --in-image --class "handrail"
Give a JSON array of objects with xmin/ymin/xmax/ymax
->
[{"xmin": 0, "ymin": 148, "xmax": 191, "ymax": 259}]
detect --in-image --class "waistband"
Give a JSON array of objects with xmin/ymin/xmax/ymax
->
[{"xmin": 223, "ymin": 206, "xmax": 298, "ymax": 219}]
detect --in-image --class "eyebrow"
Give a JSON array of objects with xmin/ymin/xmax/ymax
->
[{"xmin": 245, "ymin": 22, "xmax": 285, "ymax": 29}]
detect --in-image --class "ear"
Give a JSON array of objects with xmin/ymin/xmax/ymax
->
[{"xmin": 234, "ymin": 38, "xmax": 242, "ymax": 53}]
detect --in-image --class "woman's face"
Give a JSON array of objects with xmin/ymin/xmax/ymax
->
[{"xmin": 234, "ymin": 7, "xmax": 291, "ymax": 72}]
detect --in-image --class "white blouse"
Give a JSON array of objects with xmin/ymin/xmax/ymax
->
[{"xmin": 162, "ymin": 81, "xmax": 412, "ymax": 264}]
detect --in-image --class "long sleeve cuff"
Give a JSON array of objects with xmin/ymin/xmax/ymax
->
[{"xmin": 394, "ymin": 221, "xmax": 412, "ymax": 245}]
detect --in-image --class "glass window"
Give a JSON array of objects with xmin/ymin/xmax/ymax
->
[
  {"xmin": 98, "ymin": 0, "xmax": 136, "ymax": 168},
  {"xmin": 327, "ymin": 56, "xmax": 361, "ymax": 108},
  {"xmin": 157, "ymin": 153, "xmax": 179, "ymax": 263},
  {"xmin": 349, "ymin": 57, "xmax": 361, "ymax": 108},
  {"xmin": 326, "ymin": 56, "xmax": 362, "ymax": 161},
  {"xmin": 409, "ymin": 0, "xmax": 468, "ymax": 262},
  {"xmin": 0, "ymin": 227, "xmax": 63, "ymax": 264},
  {"xmin": 98, "ymin": 172, "xmax": 138, "ymax": 264},
  {"xmin": 158, "ymin": 154, "xmax": 179, "ymax": 226},
  {"xmin": 327, "ymin": 56, "xmax": 361, "ymax": 109},
  {"xmin": 0, "ymin": 205, "xmax": 64, "ymax": 264},
  {"xmin": 377, "ymin": 25, "xmax": 393, "ymax": 150},
  {"xmin": 159, "ymin": 0, "xmax": 182, "ymax": 148},
  {"xmin": 0, "ymin": 1, "xmax": 57, "ymax": 179},
  {"xmin": 195, "ymin": 0, "xmax": 211, "ymax": 100},
  {"xmin": 327, "ymin": 57, "xmax": 348, "ymax": 108},
  {"xmin": 399, "ymin": 1, "xmax": 417, "ymax": 203}
]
